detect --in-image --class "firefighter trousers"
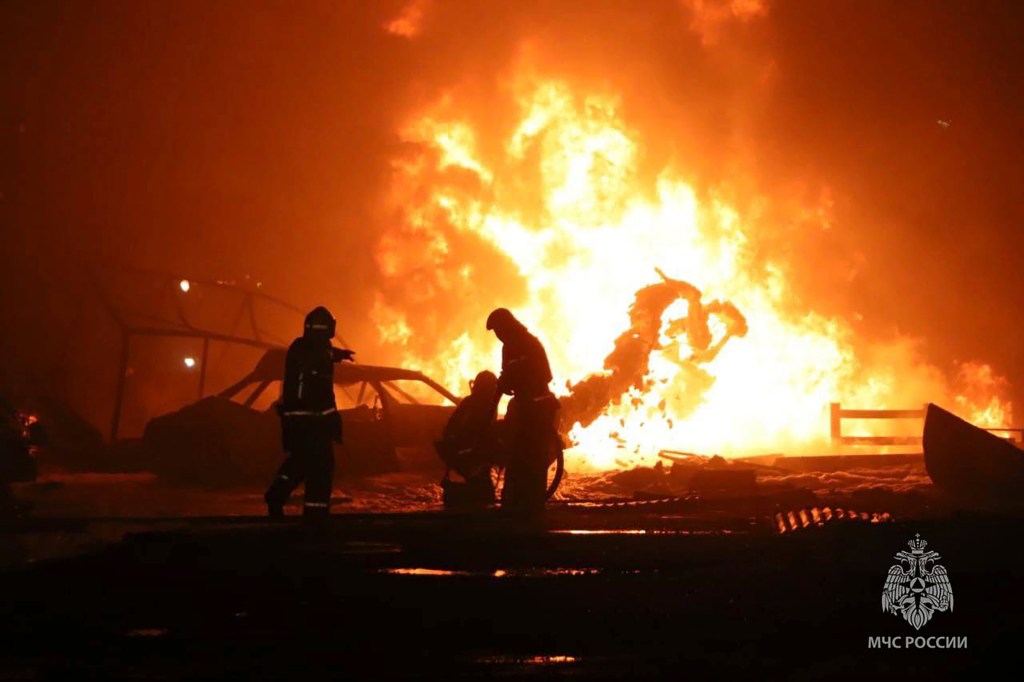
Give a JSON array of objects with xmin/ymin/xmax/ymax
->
[
  {"xmin": 502, "ymin": 396, "xmax": 558, "ymax": 512},
  {"xmin": 265, "ymin": 427, "xmax": 335, "ymax": 517}
]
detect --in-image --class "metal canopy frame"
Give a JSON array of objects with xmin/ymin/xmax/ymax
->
[{"xmin": 95, "ymin": 265, "xmax": 309, "ymax": 441}]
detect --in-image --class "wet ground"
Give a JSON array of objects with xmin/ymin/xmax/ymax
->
[{"xmin": 1, "ymin": 462, "xmax": 1019, "ymax": 679}]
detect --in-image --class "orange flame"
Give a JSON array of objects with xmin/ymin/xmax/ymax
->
[{"xmin": 374, "ymin": 74, "xmax": 1013, "ymax": 470}]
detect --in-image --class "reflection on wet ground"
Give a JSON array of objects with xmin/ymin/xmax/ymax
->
[
  {"xmin": 1, "ymin": 489, "xmax": 1018, "ymax": 680},
  {"xmin": 380, "ymin": 567, "xmax": 613, "ymax": 577},
  {"xmin": 475, "ymin": 654, "xmax": 579, "ymax": 665},
  {"xmin": 14, "ymin": 462, "xmax": 933, "ymax": 519},
  {"xmin": 0, "ymin": 465, "xmax": 932, "ymax": 571},
  {"xmin": 381, "ymin": 567, "xmax": 468, "ymax": 576},
  {"xmin": 550, "ymin": 528, "xmax": 740, "ymax": 535}
]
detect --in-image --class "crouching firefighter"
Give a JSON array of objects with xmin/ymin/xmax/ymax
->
[
  {"xmin": 435, "ymin": 370, "xmax": 500, "ymax": 508},
  {"xmin": 265, "ymin": 306, "xmax": 354, "ymax": 519},
  {"xmin": 486, "ymin": 308, "xmax": 560, "ymax": 512}
]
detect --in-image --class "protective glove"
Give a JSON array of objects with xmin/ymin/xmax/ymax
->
[{"xmin": 331, "ymin": 348, "xmax": 356, "ymax": 363}]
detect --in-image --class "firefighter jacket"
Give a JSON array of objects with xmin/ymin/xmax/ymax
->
[
  {"xmin": 498, "ymin": 329, "xmax": 553, "ymax": 400},
  {"xmin": 277, "ymin": 337, "xmax": 343, "ymax": 444}
]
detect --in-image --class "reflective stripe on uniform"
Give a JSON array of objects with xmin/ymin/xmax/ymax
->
[
  {"xmin": 303, "ymin": 502, "xmax": 329, "ymax": 508},
  {"xmin": 280, "ymin": 407, "xmax": 338, "ymax": 417},
  {"xmin": 278, "ymin": 475, "xmax": 290, "ymax": 481}
]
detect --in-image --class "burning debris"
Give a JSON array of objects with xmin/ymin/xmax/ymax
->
[{"xmin": 561, "ymin": 269, "xmax": 747, "ymax": 432}]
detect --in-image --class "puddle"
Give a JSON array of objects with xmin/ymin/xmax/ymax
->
[
  {"xmin": 381, "ymin": 567, "xmax": 471, "ymax": 577},
  {"xmin": 550, "ymin": 528, "xmax": 739, "ymax": 536},
  {"xmin": 550, "ymin": 529, "xmax": 648, "ymax": 535},
  {"xmin": 476, "ymin": 655, "xmax": 579, "ymax": 665},
  {"xmin": 379, "ymin": 567, "xmax": 610, "ymax": 578}
]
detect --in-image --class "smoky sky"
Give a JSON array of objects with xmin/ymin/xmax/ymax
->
[{"xmin": 2, "ymin": 0, "xmax": 1023, "ymax": 431}]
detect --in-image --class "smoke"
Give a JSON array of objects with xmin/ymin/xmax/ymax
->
[
  {"xmin": 384, "ymin": 0, "xmax": 430, "ymax": 38},
  {"xmin": 681, "ymin": 0, "xmax": 770, "ymax": 45}
]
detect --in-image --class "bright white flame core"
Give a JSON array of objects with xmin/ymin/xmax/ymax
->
[{"xmin": 374, "ymin": 76, "xmax": 1013, "ymax": 469}]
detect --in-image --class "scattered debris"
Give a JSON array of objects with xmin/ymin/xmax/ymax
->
[
  {"xmin": 774, "ymin": 507, "xmax": 893, "ymax": 534},
  {"xmin": 560, "ymin": 270, "xmax": 747, "ymax": 431},
  {"xmin": 689, "ymin": 468, "xmax": 756, "ymax": 494},
  {"xmin": 923, "ymin": 402, "xmax": 1024, "ymax": 507}
]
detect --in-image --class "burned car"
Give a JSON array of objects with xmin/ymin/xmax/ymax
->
[{"xmin": 142, "ymin": 349, "xmax": 460, "ymax": 486}]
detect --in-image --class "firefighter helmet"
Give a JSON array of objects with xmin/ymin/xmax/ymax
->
[
  {"xmin": 485, "ymin": 308, "xmax": 516, "ymax": 333},
  {"xmin": 304, "ymin": 306, "xmax": 336, "ymax": 340},
  {"xmin": 470, "ymin": 370, "xmax": 498, "ymax": 396}
]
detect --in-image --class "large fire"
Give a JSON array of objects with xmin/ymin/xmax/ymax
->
[{"xmin": 372, "ymin": 72, "xmax": 1012, "ymax": 470}]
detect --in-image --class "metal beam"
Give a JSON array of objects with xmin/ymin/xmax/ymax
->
[
  {"xmin": 109, "ymin": 331, "xmax": 131, "ymax": 441},
  {"xmin": 198, "ymin": 337, "xmax": 210, "ymax": 399}
]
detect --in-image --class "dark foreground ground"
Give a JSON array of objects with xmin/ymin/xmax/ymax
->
[{"xmin": 0, "ymin": 486, "xmax": 1020, "ymax": 680}]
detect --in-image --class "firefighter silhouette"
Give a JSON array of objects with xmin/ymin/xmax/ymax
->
[
  {"xmin": 486, "ymin": 308, "xmax": 559, "ymax": 511},
  {"xmin": 435, "ymin": 370, "xmax": 500, "ymax": 507},
  {"xmin": 264, "ymin": 306, "xmax": 354, "ymax": 519}
]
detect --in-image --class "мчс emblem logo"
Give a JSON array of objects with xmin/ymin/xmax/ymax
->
[{"xmin": 881, "ymin": 534, "xmax": 954, "ymax": 630}]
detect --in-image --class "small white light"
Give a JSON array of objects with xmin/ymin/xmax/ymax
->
[
  {"xmin": 183, "ymin": 357, "xmax": 196, "ymax": 368},
  {"xmin": 179, "ymin": 279, "xmax": 191, "ymax": 293}
]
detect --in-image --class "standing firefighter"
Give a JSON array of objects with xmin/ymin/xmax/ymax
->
[
  {"xmin": 486, "ymin": 308, "xmax": 559, "ymax": 511},
  {"xmin": 265, "ymin": 306, "xmax": 354, "ymax": 519}
]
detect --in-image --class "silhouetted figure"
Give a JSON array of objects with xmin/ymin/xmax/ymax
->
[
  {"xmin": 436, "ymin": 370, "xmax": 500, "ymax": 507},
  {"xmin": 264, "ymin": 306, "xmax": 354, "ymax": 519},
  {"xmin": 0, "ymin": 396, "xmax": 37, "ymax": 518},
  {"xmin": 486, "ymin": 308, "xmax": 559, "ymax": 512}
]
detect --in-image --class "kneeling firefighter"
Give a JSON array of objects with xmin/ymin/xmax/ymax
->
[
  {"xmin": 265, "ymin": 306, "xmax": 354, "ymax": 519},
  {"xmin": 435, "ymin": 370, "xmax": 500, "ymax": 507},
  {"xmin": 486, "ymin": 308, "xmax": 560, "ymax": 511}
]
